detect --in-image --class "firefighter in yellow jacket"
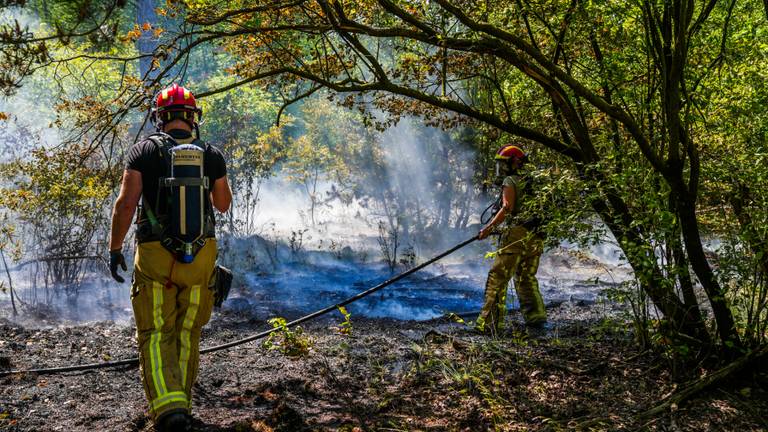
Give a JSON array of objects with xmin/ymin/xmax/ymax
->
[
  {"xmin": 109, "ymin": 84, "xmax": 232, "ymax": 431},
  {"xmin": 477, "ymin": 144, "xmax": 546, "ymax": 334}
]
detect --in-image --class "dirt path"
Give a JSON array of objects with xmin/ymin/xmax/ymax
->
[{"xmin": 1, "ymin": 306, "xmax": 767, "ymax": 431}]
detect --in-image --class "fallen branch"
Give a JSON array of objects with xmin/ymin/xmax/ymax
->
[{"xmin": 637, "ymin": 345, "xmax": 768, "ymax": 420}]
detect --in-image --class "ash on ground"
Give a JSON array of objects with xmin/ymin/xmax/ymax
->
[{"xmin": 2, "ymin": 303, "xmax": 766, "ymax": 432}]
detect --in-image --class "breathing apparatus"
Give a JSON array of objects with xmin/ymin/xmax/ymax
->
[
  {"xmin": 492, "ymin": 160, "xmax": 510, "ymax": 186},
  {"xmin": 163, "ymin": 142, "xmax": 209, "ymax": 263}
]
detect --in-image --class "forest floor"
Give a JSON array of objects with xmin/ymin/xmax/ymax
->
[{"xmin": 1, "ymin": 303, "xmax": 767, "ymax": 432}]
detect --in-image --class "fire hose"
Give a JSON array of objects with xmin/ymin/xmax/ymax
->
[{"xmin": 0, "ymin": 235, "xmax": 478, "ymax": 377}]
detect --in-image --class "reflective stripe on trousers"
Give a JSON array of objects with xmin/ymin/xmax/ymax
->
[
  {"xmin": 477, "ymin": 226, "xmax": 546, "ymax": 331},
  {"xmin": 131, "ymin": 240, "xmax": 216, "ymax": 420},
  {"xmin": 179, "ymin": 285, "xmax": 201, "ymax": 396},
  {"xmin": 149, "ymin": 281, "xmax": 170, "ymax": 399}
]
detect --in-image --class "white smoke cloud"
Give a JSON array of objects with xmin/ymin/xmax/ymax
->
[{"xmin": 381, "ymin": 119, "xmax": 433, "ymax": 209}]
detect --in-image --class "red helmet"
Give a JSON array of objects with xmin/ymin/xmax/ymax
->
[
  {"xmin": 495, "ymin": 144, "xmax": 527, "ymax": 163},
  {"xmin": 150, "ymin": 83, "xmax": 202, "ymax": 129}
]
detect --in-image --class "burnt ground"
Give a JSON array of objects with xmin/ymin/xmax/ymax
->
[{"xmin": 1, "ymin": 303, "xmax": 767, "ymax": 432}]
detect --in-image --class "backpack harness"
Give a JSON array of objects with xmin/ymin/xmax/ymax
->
[
  {"xmin": 481, "ymin": 172, "xmax": 545, "ymax": 235},
  {"xmin": 136, "ymin": 132, "xmax": 216, "ymax": 263}
]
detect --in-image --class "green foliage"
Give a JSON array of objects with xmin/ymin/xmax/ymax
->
[
  {"xmin": 715, "ymin": 238, "xmax": 768, "ymax": 347},
  {"xmin": 262, "ymin": 317, "xmax": 312, "ymax": 358},
  {"xmin": 282, "ymin": 97, "xmax": 370, "ymax": 224},
  {"xmin": 0, "ymin": 218, "xmax": 22, "ymax": 263},
  {"xmin": 1, "ymin": 148, "xmax": 113, "ymax": 213},
  {"xmin": 336, "ymin": 306, "xmax": 353, "ymax": 336},
  {"xmin": 602, "ymin": 281, "xmax": 652, "ymax": 348},
  {"xmin": 407, "ymin": 338, "xmax": 518, "ymax": 428},
  {"xmin": 199, "ymin": 75, "xmax": 289, "ymax": 234},
  {"xmin": 0, "ymin": 141, "xmax": 115, "ymax": 289}
]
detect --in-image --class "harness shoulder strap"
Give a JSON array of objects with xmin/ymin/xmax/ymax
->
[
  {"xmin": 140, "ymin": 134, "xmax": 175, "ymax": 230},
  {"xmin": 145, "ymin": 133, "xmax": 175, "ymax": 162}
]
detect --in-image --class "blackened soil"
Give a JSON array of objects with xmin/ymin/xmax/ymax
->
[{"xmin": 1, "ymin": 305, "xmax": 767, "ymax": 432}]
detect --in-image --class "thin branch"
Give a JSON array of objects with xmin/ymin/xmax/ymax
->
[
  {"xmin": 0, "ymin": 0, "xmax": 121, "ymax": 46},
  {"xmin": 689, "ymin": 0, "xmax": 720, "ymax": 37},
  {"xmin": 433, "ymin": 0, "xmax": 666, "ymax": 173},
  {"xmin": 552, "ymin": 0, "xmax": 579, "ymax": 65},
  {"xmin": 376, "ymin": 0, "xmax": 438, "ymax": 36},
  {"xmin": 197, "ymin": 68, "xmax": 291, "ymax": 98},
  {"xmin": 187, "ymin": 0, "xmax": 309, "ymax": 26},
  {"xmin": 325, "ymin": 1, "xmax": 389, "ymax": 83},
  {"xmin": 276, "ymin": 84, "xmax": 322, "ymax": 125}
]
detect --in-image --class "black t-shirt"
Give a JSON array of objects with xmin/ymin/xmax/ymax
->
[{"xmin": 126, "ymin": 135, "xmax": 227, "ymax": 222}]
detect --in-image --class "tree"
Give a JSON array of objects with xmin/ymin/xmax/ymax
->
[
  {"xmin": 4, "ymin": 0, "xmax": 767, "ymax": 351},
  {"xmin": 200, "ymin": 75, "xmax": 288, "ymax": 234},
  {"xmin": 0, "ymin": 143, "xmax": 115, "ymax": 294},
  {"xmin": 281, "ymin": 96, "xmax": 389, "ymax": 226},
  {"xmin": 179, "ymin": 0, "xmax": 762, "ymax": 349}
]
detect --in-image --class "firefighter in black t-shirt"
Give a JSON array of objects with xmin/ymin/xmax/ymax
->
[{"xmin": 108, "ymin": 83, "xmax": 231, "ymax": 432}]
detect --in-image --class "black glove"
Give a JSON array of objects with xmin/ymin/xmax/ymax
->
[{"xmin": 109, "ymin": 249, "xmax": 127, "ymax": 283}]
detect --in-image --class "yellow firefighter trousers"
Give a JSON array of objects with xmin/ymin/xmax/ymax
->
[
  {"xmin": 477, "ymin": 226, "xmax": 546, "ymax": 333},
  {"xmin": 130, "ymin": 239, "xmax": 217, "ymax": 420}
]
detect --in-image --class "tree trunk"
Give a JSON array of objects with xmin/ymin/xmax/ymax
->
[
  {"xmin": 588, "ymin": 192, "xmax": 709, "ymax": 341},
  {"xmin": 542, "ymin": 55, "xmax": 712, "ymax": 344},
  {"xmin": 666, "ymin": 200, "xmax": 710, "ymax": 345},
  {"xmin": 676, "ymin": 193, "xmax": 741, "ymax": 348},
  {"xmin": 646, "ymin": 0, "xmax": 737, "ymax": 348},
  {"xmin": 669, "ymin": 230, "xmax": 709, "ymax": 345},
  {"xmin": 730, "ymin": 184, "xmax": 768, "ymax": 277},
  {"xmin": 1, "ymin": 249, "xmax": 17, "ymax": 316}
]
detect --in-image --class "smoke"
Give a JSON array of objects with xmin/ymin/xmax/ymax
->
[
  {"xmin": 240, "ymin": 176, "xmax": 377, "ymax": 242},
  {"xmin": 381, "ymin": 120, "xmax": 433, "ymax": 213},
  {"xmin": 0, "ymin": 5, "xmax": 37, "ymax": 26},
  {"xmin": 248, "ymin": 116, "xmax": 479, "ymax": 258},
  {"xmin": 0, "ymin": 81, "xmax": 61, "ymax": 163},
  {"xmin": 0, "ymin": 94, "xmax": 633, "ymax": 326},
  {"xmin": 210, "ymin": 116, "xmax": 633, "ymax": 323}
]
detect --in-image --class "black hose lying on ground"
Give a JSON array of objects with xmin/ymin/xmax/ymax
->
[{"xmin": 0, "ymin": 236, "xmax": 478, "ymax": 377}]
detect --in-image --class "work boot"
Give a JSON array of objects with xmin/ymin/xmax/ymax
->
[{"xmin": 156, "ymin": 410, "xmax": 192, "ymax": 432}]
